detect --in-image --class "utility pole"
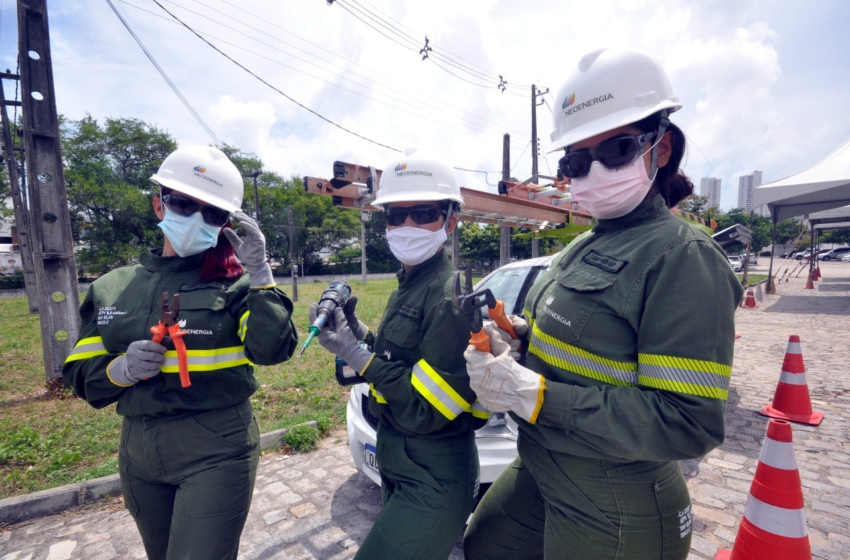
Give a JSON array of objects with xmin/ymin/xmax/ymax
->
[
  {"xmin": 287, "ymin": 206, "xmax": 297, "ymax": 302},
  {"xmin": 500, "ymin": 133, "xmax": 511, "ymax": 266},
  {"xmin": 18, "ymin": 0, "xmax": 81, "ymax": 382},
  {"xmin": 451, "ymin": 226, "xmax": 459, "ymax": 268},
  {"xmin": 531, "ymin": 84, "xmax": 548, "ymax": 259},
  {"xmin": 360, "ymin": 210, "xmax": 368, "ymax": 284},
  {"xmin": 0, "ymin": 72, "xmax": 38, "ymax": 311},
  {"xmin": 248, "ymin": 170, "xmax": 261, "ymax": 222}
]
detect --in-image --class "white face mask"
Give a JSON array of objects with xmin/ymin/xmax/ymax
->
[
  {"xmin": 569, "ymin": 155, "xmax": 656, "ymax": 219},
  {"xmin": 386, "ymin": 227, "xmax": 447, "ymax": 266}
]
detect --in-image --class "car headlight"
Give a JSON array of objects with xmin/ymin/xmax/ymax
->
[{"xmin": 475, "ymin": 412, "xmax": 518, "ymax": 441}]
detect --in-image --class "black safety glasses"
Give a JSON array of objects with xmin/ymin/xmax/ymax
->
[
  {"xmin": 161, "ymin": 192, "xmax": 231, "ymax": 227},
  {"xmin": 558, "ymin": 131, "xmax": 657, "ymax": 179},
  {"xmin": 385, "ymin": 205, "xmax": 446, "ymax": 227}
]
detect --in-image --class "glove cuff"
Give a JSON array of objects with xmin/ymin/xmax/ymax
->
[
  {"xmin": 344, "ymin": 347, "xmax": 374, "ymax": 374},
  {"xmin": 248, "ymin": 263, "xmax": 275, "ymax": 289},
  {"xmin": 106, "ymin": 356, "xmax": 135, "ymax": 387}
]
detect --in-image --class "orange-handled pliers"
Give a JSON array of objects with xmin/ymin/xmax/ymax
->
[
  {"xmin": 150, "ymin": 293, "xmax": 191, "ymax": 388},
  {"xmin": 450, "ymin": 271, "xmax": 519, "ymax": 353}
]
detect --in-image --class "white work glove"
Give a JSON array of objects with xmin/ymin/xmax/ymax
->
[
  {"xmin": 223, "ymin": 211, "xmax": 275, "ymax": 288},
  {"xmin": 343, "ymin": 296, "xmax": 369, "ymax": 341},
  {"xmin": 464, "ymin": 323, "xmax": 545, "ymax": 424},
  {"xmin": 107, "ymin": 340, "xmax": 167, "ymax": 386},
  {"xmin": 490, "ymin": 314, "xmax": 529, "ymax": 360},
  {"xmin": 309, "ymin": 305, "xmax": 374, "ymax": 373}
]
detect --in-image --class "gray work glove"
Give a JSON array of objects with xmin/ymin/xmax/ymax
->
[
  {"xmin": 343, "ymin": 296, "xmax": 369, "ymax": 341},
  {"xmin": 490, "ymin": 314, "xmax": 529, "ymax": 360},
  {"xmin": 223, "ymin": 211, "xmax": 275, "ymax": 288},
  {"xmin": 107, "ymin": 340, "xmax": 167, "ymax": 386},
  {"xmin": 309, "ymin": 305, "xmax": 374, "ymax": 373}
]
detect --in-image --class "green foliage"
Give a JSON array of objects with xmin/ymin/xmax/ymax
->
[
  {"xmin": 458, "ymin": 222, "xmax": 500, "ymax": 264},
  {"xmin": 283, "ymin": 424, "xmax": 321, "ymax": 453},
  {"xmin": 61, "ymin": 115, "xmax": 177, "ymax": 274},
  {"xmin": 0, "ymin": 271, "xmax": 24, "ymax": 289},
  {"xmin": 677, "ymin": 194, "xmax": 712, "ymax": 218},
  {"xmin": 0, "ymin": 427, "xmax": 82, "ymax": 481},
  {"xmin": 820, "ymin": 228, "xmax": 850, "ymax": 245}
]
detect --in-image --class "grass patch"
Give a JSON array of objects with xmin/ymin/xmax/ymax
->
[
  {"xmin": 0, "ymin": 277, "xmax": 399, "ymax": 499},
  {"xmin": 737, "ymin": 273, "xmax": 768, "ymax": 285}
]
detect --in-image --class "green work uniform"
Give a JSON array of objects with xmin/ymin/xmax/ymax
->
[
  {"xmin": 465, "ymin": 195, "xmax": 744, "ymax": 560},
  {"xmin": 63, "ymin": 249, "xmax": 297, "ymax": 560},
  {"xmin": 355, "ymin": 251, "xmax": 487, "ymax": 560}
]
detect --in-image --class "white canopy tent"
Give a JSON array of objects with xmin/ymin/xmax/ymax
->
[
  {"xmin": 810, "ymin": 205, "xmax": 850, "ymax": 229},
  {"xmin": 753, "ymin": 138, "xmax": 850, "ymax": 222}
]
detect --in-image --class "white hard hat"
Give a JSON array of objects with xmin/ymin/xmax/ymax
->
[
  {"xmin": 373, "ymin": 147, "xmax": 464, "ymax": 209},
  {"xmin": 150, "ymin": 146, "xmax": 244, "ymax": 212},
  {"xmin": 548, "ymin": 48, "xmax": 682, "ymax": 153}
]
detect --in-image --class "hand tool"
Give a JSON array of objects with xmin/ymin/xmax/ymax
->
[
  {"xmin": 150, "ymin": 292, "xmax": 191, "ymax": 388},
  {"xmin": 297, "ymin": 280, "xmax": 352, "ymax": 358},
  {"xmin": 451, "ymin": 271, "xmax": 518, "ymax": 353}
]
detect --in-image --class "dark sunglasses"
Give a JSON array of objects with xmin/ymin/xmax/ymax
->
[
  {"xmin": 385, "ymin": 205, "xmax": 446, "ymax": 227},
  {"xmin": 161, "ymin": 192, "xmax": 231, "ymax": 227},
  {"xmin": 558, "ymin": 131, "xmax": 657, "ymax": 179}
]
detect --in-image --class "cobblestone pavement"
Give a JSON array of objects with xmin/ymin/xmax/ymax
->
[{"xmin": 1, "ymin": 262, "xmax": 849, "ymax": 560}]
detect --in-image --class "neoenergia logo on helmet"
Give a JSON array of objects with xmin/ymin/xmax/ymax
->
[
  {"xmin": 192, "ymin": 165, "xmax": 224, "ymax": 188},
  {"xmin": 394, "ymin": 162, "xmax": 433, "ymax": 178},
  {"xmin": 562, "ymin": 93, "xmax": 614, "ymax": 117}
]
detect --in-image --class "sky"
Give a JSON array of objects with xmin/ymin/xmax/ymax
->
[{"xmin": 1, "ymin": 0, "xmax": 848, "ymax": 211}]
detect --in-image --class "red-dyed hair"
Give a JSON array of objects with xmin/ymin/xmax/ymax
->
[{"xmin": 200, "ymin": 219, "xmax": 244, "ymax": 282}]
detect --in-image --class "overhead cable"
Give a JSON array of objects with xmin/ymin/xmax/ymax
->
[
  {"xmin": 105, "ymin": 0, "xmax": 222, "ymax": 146},
  {"xmin": 121, "ymin": 2, "xmax": 519, "ymax": 145}
]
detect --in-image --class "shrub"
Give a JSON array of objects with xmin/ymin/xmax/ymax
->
[{"xmin": 283, "ymin": 424, "xmax": 320, "ymax": 453}]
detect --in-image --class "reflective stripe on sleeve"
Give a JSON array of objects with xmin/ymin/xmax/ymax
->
[
  {"xmin": 411, "ymin": 359, "xmax": 472, "ymax": 421},
  {"xmin": 64, "ymin": 336, "xmax": 109, "ymax": 363},
  {"xmin": 238, "ymin": 311, "xmax": 250, "ymax": 341},
  {"xmin": 528, "ymin": 323, "xmax": 637, "ymax": 387},
  {"xmin": 160, "ymin": 346, "xmax": 250, "ymax": 373},
  {"xmin": 637, "ymin": 353, "xmax": 731, "ymax": 400},
  {"xmin": 370, "ymin": 383, "xmax": 387, "ymax": 404},
  {"xmin": 471, "ymin": 400, "xmax": 490, "ymax": 420}
]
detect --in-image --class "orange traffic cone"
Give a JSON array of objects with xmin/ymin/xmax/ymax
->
[
  {"xmin": 743, "ymin": 287, "xmax": 757, "ymax": 308},
  {"xmin": 812, "ymin": 266, "xmax": 820, "ymax": 281},
  {"xmin": 715, "ymin": 419, "xmax": 811, "ymax": 560},
  {"xmin": 815, "ymin": 266, "xmax": 823, "ymax": 280},
  {"xmin": 760, "ymin": 336, "xmax": 824, "ymax": 426},
  {"xmin": 804, "ymin": 273, "xmax": 814, "ymax": 289}
]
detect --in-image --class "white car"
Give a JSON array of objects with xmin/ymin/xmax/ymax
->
[
  {"xmin": 727, "ymin": 255, "xmax": 743, "ymax": 272},
  {"xmin": 347, "ymin": 255, "xmax": 555, "ymax": 486}
]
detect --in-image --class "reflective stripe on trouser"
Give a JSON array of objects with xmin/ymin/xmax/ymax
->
[
  {"xmin": 118, "ymin": 400, "xmax": 260, "ymax": 560},
  {"xmin": 464, "ymin": 436, "xmax": 692, "ymax": 560},
  {"xmin": 354, "ymin": 422, "xmax": 479, "ymax": 560}
]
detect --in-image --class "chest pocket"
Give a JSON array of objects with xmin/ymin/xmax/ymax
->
[
  {"xmin": 534, "ymin": 260, "xmax": 617, "ymax": 345},
  {"xmin": 175, "ymin": 289, "xmax": 227, "ymax": 349},
  {"xmin": 380, "ymin": 313, "xmax": 421, "ymax": 351}
]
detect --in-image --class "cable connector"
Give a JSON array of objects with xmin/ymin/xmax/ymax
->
[{"xmin": 419, "ymin": 36, "xmax": 432, "ymax": 61}]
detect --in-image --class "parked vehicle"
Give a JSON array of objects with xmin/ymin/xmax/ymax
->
[
  {"xmin": 747, "ymin": 254, "xmax": 758, "ymax": 265},
  {"xmin": 819, "ymin": 248, "xmax": 850, "ymax": 261},
  {"xmin": 842, "ymin": 252, "xmax": 850, "ymax": 262},
  {"xmin": 727, "ymin": 255, "xmax": 743, "ymax": 272},
  {"xmin": 346, "ymin": 255, "xmax": 555, "ymax": 487},
  {"xmin": 795, "ymin": 250, "xmax": 812, "ymax": 260}
]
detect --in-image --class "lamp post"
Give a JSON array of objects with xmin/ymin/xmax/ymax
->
[{"xmin": 248, "ymin": 170, "xmax": 261, "ymax": 222}]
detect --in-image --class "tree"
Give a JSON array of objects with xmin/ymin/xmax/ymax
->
[
  {"xmin": 677, "ymin": 194, "xmax": 711, "ymax": 218},
  {"xmin": 714, "ymin": 208, "xmax": 772, "ymax": 253},
  {"xmin": 458, "ymin": 223, "xmax": 500, "ymax": 266},
  {"xmin": 61, "ymin": 115, "xmax": 178, "ymax": 273},
  {"xmin": 820, "ymin": 228, "xmax": 850, "ymax": 245}
]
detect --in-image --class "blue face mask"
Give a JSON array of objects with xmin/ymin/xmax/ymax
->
[{"xmin": 158, "ymin": 208, "xmax": 221, "ymax": 257}]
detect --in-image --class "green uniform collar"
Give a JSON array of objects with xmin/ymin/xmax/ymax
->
[
  {"xmin": 396, "ymin": 251, "xmax": 448, "ymax": 289},
  {"xmin": 140, "ymin": 249, "xmax": 206, "ymax": 273},
  {"xmin": 592, "ymin": 194, "xmax": 670, "ymax": 233}
]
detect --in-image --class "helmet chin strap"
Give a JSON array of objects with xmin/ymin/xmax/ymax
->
[{"xmin": 649, "ymin": 110, "xmax": 671, "ymax": 179}]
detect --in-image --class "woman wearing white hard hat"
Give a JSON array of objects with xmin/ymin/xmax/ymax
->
[
  {"xmin": 463, "ymin": 49, "xmax": 742, "ymax": 559},
  {"xmin": 63, "ymin": 146, "xmax": 298, "ymax": 560},
  {"xmin": 311, "ymin": 148, "xmax": 487, "ymax": 559}
]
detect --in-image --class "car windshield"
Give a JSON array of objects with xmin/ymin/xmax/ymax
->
[{"xmin": 475, "ymin": 265, "xmax": 547, "ymax": 317}]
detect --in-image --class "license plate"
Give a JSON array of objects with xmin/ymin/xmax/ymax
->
[{"xmin": 364, "ymin": 443, "xmax": 379, "ymax": 472}]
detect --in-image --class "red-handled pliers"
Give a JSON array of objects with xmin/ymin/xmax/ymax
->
[{"xmin": 150, "ymin": 293, "xmax": 191, "ymax": 388}]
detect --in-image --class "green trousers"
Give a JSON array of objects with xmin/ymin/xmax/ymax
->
[
  {"xmin": 464, "ymin": 436, "xmax": 692, "ymax": 560},
  {"xmin": 355, "ymin": 422, "xmax": 479, "ymax": 560},
  {"xmin": 118, "ymin": 400, "xmax": 260, "ymax": 560}
]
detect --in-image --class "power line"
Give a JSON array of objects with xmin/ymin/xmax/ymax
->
[
  {"xmin": 105, "ymin": 0, "xmax": 222, "ymax": 146},
  {"xmin": 510, "ymin": 141, "xmax": 531, "ymax": 173},
  {"xmin": 206, "ymin": 0, "xmax": 528, "ymax": 137},
  {"xmin": 151, "ymin": 0, "xmax": 400, "ymax": 152},
  {"xmin": 123, "ymin": 0, "xmax": 522, "ymax": 143}
]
